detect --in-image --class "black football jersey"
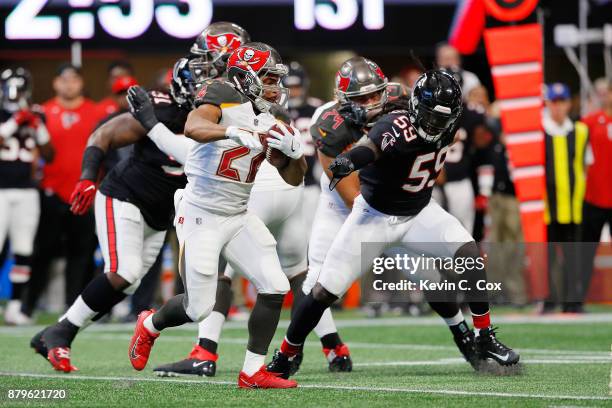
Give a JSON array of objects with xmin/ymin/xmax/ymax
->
[
  {"xmin": 360, "ymin": 111, "xmax": 455, "ymax": 216},
  {"xmin": 443, "ymin": 104, "xmax": 486, "ymax": 182},
  {"xmin": 0, "ymin": 107, "xmax": 45, "ymax": 189},
  {"xmin": 289, "ymin": 97, "xmax": 322, "ymax": 186},
  {"xmin": 310, "ymin": 101, "xmax": 365, "ymax": 159},
  {"xmin": 99, "ymin": 91, "xmax": 189, "ymax": 231}
]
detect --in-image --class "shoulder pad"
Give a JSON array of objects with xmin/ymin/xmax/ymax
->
[{"xmin": 194, "ymin": 80, "xmax": 245, "ymax": 108}]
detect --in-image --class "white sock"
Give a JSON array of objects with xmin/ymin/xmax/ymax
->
[
  {"xmin": 442, "ymin": 310, "xmax": 465, "ymax": 327},
  {"xmin": 64, "ymin": 296, "xmax": 96, "ymax": 328},
  {"xmin": 242, "ymin": 350, "xmax": 265, "ymax": 377},
  {"xmin": 313, "ymin": 307, "xmax": 337, "ymax": 338},
  {"xmin": 143, "ymin": 314, "xmax": 160, "ymax": 334},
  {"xmin": 198, "ymin": 311, "xmax": 226, "ymax": 343}
]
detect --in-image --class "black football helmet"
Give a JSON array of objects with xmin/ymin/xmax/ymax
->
[
  {"xmin": 190, "ymin": 22, "xmax": 250, "ymax": 80},
  {"xmin": 1, "ymin": 67, "xmax": 32, "ymax": 112},
  {"xmin": 170, "ymin": 56, "xmax": 206, "ymax": 108},
  {"xmin": 408, "ymin": 70, "xmax": 463, "ymax": 143},
  {"xmin": 282, "ymin": 61, "xmax": 309, "ymax": 108},
  {"xmin": 227, "ymin": 42, "xmax": 288, "ymax": 112}
]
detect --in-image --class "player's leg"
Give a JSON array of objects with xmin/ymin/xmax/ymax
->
[
  {"xmin": 152, "ymin": 258, "xmax": 229, "ymax": 377},
  {"xmin": 269, "ymin": 196, "xmax": 387, "ymax": 378},
  {"xmin": 32, "ymin": 193, "xmax": 160, "ymax": 372},
  {"xmin": 130, "ymin": 202, "xmax": 228, "ymax": 371},
  {"xmin": 301, "ymin": 193, "xmax": 351, "ymax": 369},
  {"xmin": 402, "ymin": 200, "xmax": 519, "ymax": 366},
  {"xmin": 222, "ymin": 213, "xmax": 295, "ymax": 388}
]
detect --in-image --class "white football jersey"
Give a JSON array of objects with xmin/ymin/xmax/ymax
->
[{"xmin": 184, "ymin": 97, "xmax": 278, "ymax": 215}]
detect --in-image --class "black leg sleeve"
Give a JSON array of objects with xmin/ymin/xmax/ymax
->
[
  {"xmin": 286, "ymin": 291, "xmax": 331, "ymax": 346},
  {"xmin": 152, "ymin": 294, "xmax": 192, "ymax": 330},
  {"xmin": 455, "ymin": 242, "xmax": 490, "ymax": 316},
  {"xmin": 247, "ymin": 293, "xmax": 284, "ymax": 355},
  {"xmin": 212, "ymin": 276, "xmax": 233, "ymax": 317}
]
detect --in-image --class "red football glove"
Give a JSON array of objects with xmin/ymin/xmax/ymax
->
[
  {"xmin": 70, "ymin": 180, "xmax": 96, "ymax": 215},
  {"xmin": 14, "ymin": 110, "xmax": 40, "ymax": 128},
  {"xmin": 474, "ymin": 194, "xmax": 489, "ymax": 211}
]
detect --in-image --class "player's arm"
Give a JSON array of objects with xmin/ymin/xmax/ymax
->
[
  {"xmin": 70, "ymin": 113, "xmax": 145, "ymax": 215},
  {"xmin": 328, "ymin": 139, "xmax": 381, "ymax": 191},
  {"xmin": 126, "ymin": 86, "xmax": 195, "ymax": 165},
  {"xmin": 318, "ymin": 150, "xmax": 360, "ymax": 207}
]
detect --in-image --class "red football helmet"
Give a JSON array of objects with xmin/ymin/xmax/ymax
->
[
  {"xmin": 227, "ymin": 42, "xmax": 288, "ymax": 112},
  {"xmin": 189, "ymin": 22, "xmax": 250, "ymax": 80}
]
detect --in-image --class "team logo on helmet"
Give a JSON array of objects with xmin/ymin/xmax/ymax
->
[
  {"xmin": 335, "ymin": 71, "xmax": 351, "ymax": 92},
  {"xmin": 205, "ymin": 33, "xmax": 241, "ymax": 53},
  {"xmin": 229, "ymin": 47, "xmax": 271, "ymax": 72}
]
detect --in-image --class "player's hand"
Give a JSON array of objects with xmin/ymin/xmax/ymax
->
[
  {"xmin": 225, "ymin": 126, "xmax": 262, "ymax": 149},
  {"xmin": 328, "ymin": 155, "xmax": 355, "ymax": 191},
  {"xmin": 127, "ymin": 86, "xmax": 159, "ymax": 131},
  {"xmin": 70, "ymin": 180, "xmax": 96, "ymax": 215},
  {"xmin": 338, "ymin": 102, "xmax": 368, "ymax": 128},
  {"xmin": 267, "ymin": 122, "xmax": 303, "ymax": 160},
  {"xmin": 14, "ymin": 109, "xmax": 40, "ymax": 128}
]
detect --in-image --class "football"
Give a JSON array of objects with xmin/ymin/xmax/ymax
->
[{"xmin": 262, "ymin": 123, "xmax": 295, "ymax": 168}]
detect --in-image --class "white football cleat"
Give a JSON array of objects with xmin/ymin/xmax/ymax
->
[{"xmin": 4, "ymin": 300, "xmax": 32, "ymax": 326}]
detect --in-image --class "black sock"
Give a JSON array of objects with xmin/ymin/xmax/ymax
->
[
  {"xmin": 81, "ymin": 274, "xmax": 127, "ymax": 316},
  {"xmin": 198, "ymin": 338, "xmax": 218, "ymax": 354},
  {"xmin": 247, "ymin": 293, "xmax": 284, "ymax": 355},
  {"xmin": 454, "ymin": 242, "xmax": 491, "ymax": 316},
  {"xmin": 286, "ymin": 292, "xmax": 330, "ymax": 346},
  {"xmin": 10, "ymin": 282, "xmax": 26, "ymax": 300},
  {"xmin": 47, "ymin": 319, "xmax": 80, "ymax": 348},
  {"xmin": 320, "ymin": 332, "xmax": 342, "ymax": 349},
  {"xmin": 152, "ymin": 294, "xmax": 192, "ymax": 330},
  {"xmin": 449, "ymin": 320, "xmax": 471, "ymax": 338}
]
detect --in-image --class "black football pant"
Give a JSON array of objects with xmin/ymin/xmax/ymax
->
[
  {"xmin": 579, "ymin": 201, "xmax": 612, "ymax": 304},
  {"xmin": 23, "ymin": 192, "xmax": 97, "ymax": 316}
]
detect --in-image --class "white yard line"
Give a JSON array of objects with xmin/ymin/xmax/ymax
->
[
  {"xmin": 1, "ymin": 332, "xmax": 609, "ymax": 357},
  {"xmin": 0, "ymin": 371, "xmax": 610, "ymax": 402},
  {"xmin": 354, "ymin": 358, "xmax": 611, "ymax": 366},
  {"xmin": 3, "ymin": 313, "xmax": 612, "ymax": 336}
]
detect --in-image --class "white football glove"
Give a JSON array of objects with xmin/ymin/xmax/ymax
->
[
  {"xmin": 225, "ymin": 126, "xmax": 262, "ymax": 150},
  {"xmin": 267, "ymin": 122, "xmax": 303, "ymax": 160}
]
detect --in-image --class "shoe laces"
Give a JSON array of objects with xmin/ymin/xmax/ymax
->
[{"xmin": 483, "ymin": 327, "xmax": 510, "ymax": 352}]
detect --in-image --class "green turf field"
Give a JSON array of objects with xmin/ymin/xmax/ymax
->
[{"xmin": 0, "ymin": 310, "xmax": 611, "ymax": 407}]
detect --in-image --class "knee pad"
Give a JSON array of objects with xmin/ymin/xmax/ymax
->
[
  {"xmin": 115, "ymin": 256, "xmax": 144, "ymax": 286},
  {"xmin": 186, "ymin": 296, "xmax": 215, "ymax": 323},
  {"xmin": 312, "ymin": 283, "xmax": 338, "ymax": 307}
]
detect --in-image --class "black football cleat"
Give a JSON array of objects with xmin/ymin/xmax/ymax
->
[
  {"xmin": 153, "ymin": 345, "xmax": 217, "ymax": 377},
  {"xmin": 475, "ymin": 327, "xmax": 520, "ymax": 366},
  {"xmin": 453, "ymin": 330, "xmax": 480, "ymax": 370},
  {"xmin": 289, "ymin": 349, "xmax": 304, "ymax": 376},
  {"xmin": 266, "ymin": 350, "xmax": 293, "ymax": 379},
  {"xmin": 324, "ymin": 344, "xmax": 352, "ymax": 372},
  {"xmin": 30, "ymin": 328, "xmax": 49, "ymax": 360}
]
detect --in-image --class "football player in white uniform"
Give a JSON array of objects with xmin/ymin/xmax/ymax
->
[{"xmin": 127, "ymin": 42, "xmax": 305, "ymax": 389}]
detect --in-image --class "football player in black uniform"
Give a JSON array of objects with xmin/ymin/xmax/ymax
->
[
  {"xmin": 29, "ymin": 57, "xmax": 201, "ymax": 372},
  {"xmin": 268, "ymin": 70, "xmax": 519, "ymax": 382},
  {"xmin": 0, "ymin": 68, "xmax": 54, "ymax": 325},
  {"xmin": 292, "ymin": 58, "xmax": 479, "ymax": 374}
]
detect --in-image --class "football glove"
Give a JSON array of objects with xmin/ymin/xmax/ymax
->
[
  {"xmin": 328, "ymin": 155, "xmax": 355, "ymax": 191},
  {"xmin": 225, "ymin": 126, "xmax": 262, "ymax": 150},
  {"xmin": 338, "ymin": 102, "xmax": 368, "ymax": 128},
  {"xmin": 70, "ymin": 180, "xmax": 96, "ymax": 215},
  {"xmin": 267, "ymin": 122, "xmax": 303, "ymax": 160},
  {"xmin": 127, "ymin": 86, "xmax": 159, "ymax": 131},
  {"xmin": 14, "ymin": 110, "xmax": 40, "ymax": 128}
]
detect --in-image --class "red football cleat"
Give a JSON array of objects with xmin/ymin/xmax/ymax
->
[
  {"xmin": 238, "ymin": 366, "xmax": 298, "ymax": 389},
  {"xmin": 128, "ymin": 309, "xmax": 159, "ymax": 371},
  {"xmin": 47, "ymin": 347, "xmax": 78, "ymax": 373}
]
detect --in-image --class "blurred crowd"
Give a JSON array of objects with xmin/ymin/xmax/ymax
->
[{"xmin": 1, "ymin": 42, "xmax": 610, "ymax": 325}]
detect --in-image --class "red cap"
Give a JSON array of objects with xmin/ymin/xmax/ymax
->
[{"xmin": 112, "ymin": 75, "xmax": 138, "ymax": 94}]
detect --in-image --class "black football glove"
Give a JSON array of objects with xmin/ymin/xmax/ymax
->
[
  {"xmin": 338, "ymin": 102, "xmax": 368, "ymax": 128},
  {"xmin": 328, "ymin": 155, "xmax": 355, "ymax": 191},
  {"xmin": 127, "ymin": 86, "xmax": 158, "ymax": 131}
]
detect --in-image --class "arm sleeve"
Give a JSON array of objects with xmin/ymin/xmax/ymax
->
[
  {"xmin": 148, "ymin": 122, "xmax": 196, "ymax": 165},
  {"xmin": 342, "ymin": 144, "xmax": 376, "ymax": 171}
]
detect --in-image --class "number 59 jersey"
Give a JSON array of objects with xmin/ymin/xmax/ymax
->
[
  {"xmin": 183, "ymin": 81, "xmax": 278, "ymax": 215},
  {"xmin": 359, "ymin": 111, "xmax": 455, "ymax": 216}
]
